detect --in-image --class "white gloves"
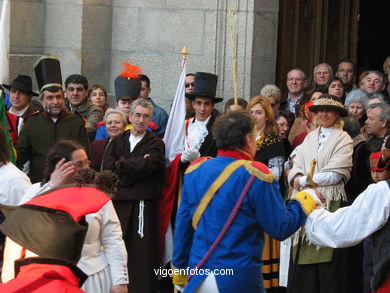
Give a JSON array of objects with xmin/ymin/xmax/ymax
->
[{"xmin": 181, "ymin": 148, "xmax": 200, "ymax": 163}]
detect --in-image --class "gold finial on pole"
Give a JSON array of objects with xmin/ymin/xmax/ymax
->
[
  {"xmin": 228, "ymin": 3, "xmax": 238, "ymax": 106},
  {"xmin": 181, "ymin": 46, "xmax": 188, "ymax": 60}
]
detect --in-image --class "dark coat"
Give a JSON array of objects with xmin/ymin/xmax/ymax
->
[
  {"xmin": 102, "ymin": 130, "xmax": 165, "ymax": 201},
  {"xmin": 344, "ymin": 139, "xmax": 373, "ymax": 205},
  {"xmin": 90, "ymin": 138, "xmax": 110, "ymax": 171},
  {"xmin": 279, "ymin": 92, "xmax": 310, "ymax": 117},
  {"xmin": 65, "ymin": 99, "xmax": 103, "ymax": 142},
  {"xmin": 16, "ymin": 109, "xmax": 90, "ymax": 183}
]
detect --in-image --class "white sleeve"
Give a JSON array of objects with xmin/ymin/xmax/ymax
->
[
  {"xmin": 100, "ymin": 201, "xmax": 129, "ymax": 285},
  {"xmin": 7, "ymin": 176, "xmax": 31, "ymax": 206},
  {"xmin": 299, "ymin": 171, "xmax": 342, "ymax": 187},
  {"xmin": 305, "ymin": 181, "xmax": 390, "ymax": 248},
  {"xmin": 18, "ymin": 182, "xmax": 52, "ymax": 205}
]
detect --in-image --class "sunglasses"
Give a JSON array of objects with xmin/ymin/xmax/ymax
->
[{"xmin": 185, "ymin": 82, "xmax": 195, "ymax": 88}]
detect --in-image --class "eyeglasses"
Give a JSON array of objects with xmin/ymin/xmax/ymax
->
[
  {"xmin": 133, "ymin": 113, "xmax": 151, "ymax": 120},
  {"xmin": 185, "ymin": 82, "xmax": 195, "ymax": 88}
]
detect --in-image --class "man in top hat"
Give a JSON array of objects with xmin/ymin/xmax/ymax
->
[
  {"xmin": 2, "ymin": 75, "xmax": 39, "ymax": 145},
  {"xmin": 64, "ymin": 74, "xmax": 103, "ymax": 141},
  {"xmin": 95, "ymin": 63, "xmax": 142, "ymax": 140},
  {"xmin": 0, "ymin": 186, "xmax": 110, "ymax": 292},
  {"xmin": 16, "ymin": 56, "xmax": 90, "ymax": 183},
  {"xmin": 183, "ymin": 72, "xmax": 222, "ymax": 161}
]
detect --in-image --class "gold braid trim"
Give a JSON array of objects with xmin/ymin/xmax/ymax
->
[
  {"xmin": 192, "ymin": 160, "xmax": 247, "ymax": 229},
  {"xmin": 244, "ymin": 162, "xmax": 274, "ymax": 183},
  {"xmin": 314, "ymin": 98, "xmax": 345, "ymax": 109},
  {"xmin": 185, "ymin": 157, "xmax": 210, "ymax": 174}
]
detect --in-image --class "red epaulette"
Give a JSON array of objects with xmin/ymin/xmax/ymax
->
[
  {"xmin": 148, "ymin": 121, "xmax": 158, "ymax": 130},
  {"xmin": 244, "ymin": 161, "xmax": 274, "ymax": 183}
]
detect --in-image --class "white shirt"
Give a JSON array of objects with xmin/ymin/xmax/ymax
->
[
  {"xmin": 0, "ymin": 162, "xmax": 31, "ymax": 205},
  {"xmin": 129, "ymin": 132, "xmax": 145, "ymax": 153},
  {"xmin": 186, "ymin": 116, "xmax": 211, "ymax": 150},
  {"xmin": 305, "ymin": 181, "xmax": 390, "ymax": 248}
]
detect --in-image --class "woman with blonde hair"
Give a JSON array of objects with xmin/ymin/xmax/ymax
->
[
  {"xmin": 260, "ymin": 84, "xmax": 281, "ymax": 115},
  {"xmin": 287, "ymin": 94, "xmax": 353, "ymax": 293},
  {"xmin": 248, "ymin": 95, "xmax": 285, "ymax": 292}
]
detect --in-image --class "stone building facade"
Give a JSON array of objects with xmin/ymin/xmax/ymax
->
[{"xmin": 3, "ymin": 0, "xmax": 279, "ymax": 110}]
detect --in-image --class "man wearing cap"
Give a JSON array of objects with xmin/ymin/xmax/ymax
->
[
  {"xmin": 102, "ymin": 98, "xmax": 165, "ymax": 293},
  {"xmin": 183, "ymin": 72, "xmax": 222, "ymax": 163},
  {"xmin": 0, "ymin": 186, "xmax": 110, "ymax": 292},
  {"xmin": 16, "ymin": 56, "xmax": 90, "ymax": 183},
  {"xmin": 64, "ymin": 74, "xmax": 103, "ymax": 141}
]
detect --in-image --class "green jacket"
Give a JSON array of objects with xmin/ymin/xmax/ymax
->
[{"xmin": 16, "ymin": 109, "xmax": 90, "ymax": 183}]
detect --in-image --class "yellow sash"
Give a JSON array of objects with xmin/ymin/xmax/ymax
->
[{"xmin": 192, "ymin": 159, "xmax": 247, "ymax": 229}]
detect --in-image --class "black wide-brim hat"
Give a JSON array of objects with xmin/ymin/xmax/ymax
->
[
  {"xmin": 309, "ymin": 94, "xmax": 348, "ymax": 117},
  {"xmin": 186, "ymin": 72, "xmax": 222, "ymax": 103},
  {"xmin": 2, "ymin": 74, "xmax": 39, "ymax": 96}
]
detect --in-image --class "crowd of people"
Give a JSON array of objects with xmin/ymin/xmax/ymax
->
[{"xmin": 0, "ymin": 54, "xmax": 389, "ymax": 293}]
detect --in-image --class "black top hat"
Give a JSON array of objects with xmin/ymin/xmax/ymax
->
[
  {"xmin": 34, "ymin": 56, "xmax": 63, "ymax": 93},
  {"xmin": 115, "ymin": 76, "xmax": 141, "ymax": 102},
  {"xmin": 2, "ymin": 75, "xmax": 38, "ymax": 96},
  {"xmin": 309, "ymin": 94, "xmax": 348, "ymax": 117},
  {"xmin": 0, "ymin": 186, "xmax": 109, "ymax": 265},
  {"xmin": 186, "ymin": 72, "xmax": 222, "ymax": 103}
]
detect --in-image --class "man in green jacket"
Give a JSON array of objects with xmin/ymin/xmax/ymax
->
[{"xmin": 16, "ymin": 56, "xmax": 89, "ymax": 183}]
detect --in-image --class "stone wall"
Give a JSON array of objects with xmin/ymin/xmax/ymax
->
[{"xmin": 2, "ymin": 0, "xmax": 279, "ymax": 110}]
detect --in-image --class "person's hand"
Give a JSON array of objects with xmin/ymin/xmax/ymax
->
[
  {"xmin": 110, "ymin": 284, "xmax": 128, "ymax": 293},
  {"xmin": 293, "ymin": 175, "xmax": 301, "ymax": 190},
  {"xmin": 181, "ymin": 148, "xmax": 200, "ymax": 163},
  {"xmin": 381, "ymin": 136, "xmax": 390, "ymax": 162},
  {"xmin": 49, "ymin": 158, "xmax": 75, "ymax": 188}
]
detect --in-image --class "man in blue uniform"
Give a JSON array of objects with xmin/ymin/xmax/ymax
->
[{"xmin": 172, "ymin": 111, "xmax": 319, "ymax": 293}]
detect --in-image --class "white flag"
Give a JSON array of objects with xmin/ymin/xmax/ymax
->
[
  {"xmin": 0, "ymin": 0, "xmax": 10, "ymax": 84},
  {"xmin": 163, "ymin": 59, "xmax": 187, "ymax": 164}
]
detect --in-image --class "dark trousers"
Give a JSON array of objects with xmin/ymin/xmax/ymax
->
[
  {"xmin": 287, "ymin": 248, "xmax": 354, "ymax": 293},
  {"xmin": 113, "ymin": 200, "xmax": 158, "ymax": 293}
]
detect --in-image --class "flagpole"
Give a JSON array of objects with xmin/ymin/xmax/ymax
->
[{"xmin": 228, "ymin": 3, "xmax": 238, "ymax": 106}]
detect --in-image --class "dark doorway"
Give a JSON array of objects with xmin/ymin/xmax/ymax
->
[{"xmin": 357, "ymin": 0, "xmax": 390, "ymax": 75}]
